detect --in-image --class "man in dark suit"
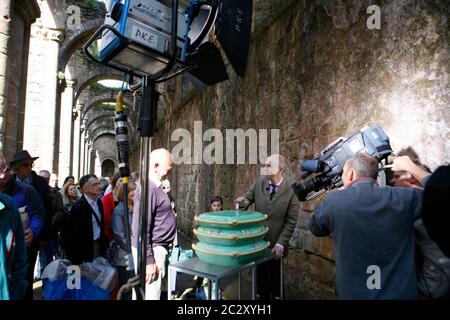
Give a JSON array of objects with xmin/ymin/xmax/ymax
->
[
  {"xmin": 62, "ymin": 174, "xmax": 107, "ymax": 265},
  {"xmin": 235, "ymin": 154, "xmax": 300, "ymax": 300},
  {"xmin": 309, "ymin": 153, "xmax": 422, "ymax": 299}
]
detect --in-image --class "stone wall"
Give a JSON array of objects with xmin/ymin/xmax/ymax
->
[
  {"xmin": 93, "ymin": 134, "xmax": 117, "ymax": 177},
  {"xmin": 150, "ymin": 0, "xmax": 450, "ymax": 299}
]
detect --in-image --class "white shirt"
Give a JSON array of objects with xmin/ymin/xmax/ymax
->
[
  {"xmin": 85, "ymin": 195, "xmax": 101, "ymax": 241},
  {"xmin": 268, "ymin": 176, "xmax": 284, "ymax": 194},
  {"xmin": 104, "ymin": 185, "xmax": 113, "ymax": 196},
  {"xmin": 149, "ymin": 175, "xmax": 163, "ymax": 189}
]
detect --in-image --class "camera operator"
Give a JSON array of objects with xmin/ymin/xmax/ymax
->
[
  {"xmin": 309, "ymin": 153, "xmax": 422, "ymax": 299},
  {"xmin": 235, "ymin": 154, "xmax": 299, "ymax": 300}
]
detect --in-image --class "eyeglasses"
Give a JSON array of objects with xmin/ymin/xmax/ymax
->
[{"xmin": 85, "ymin": 182, "xmax": 100, "ymax": 187}]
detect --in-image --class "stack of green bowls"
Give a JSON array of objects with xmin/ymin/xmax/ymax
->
[{"xmin": 192, "ymin": 210, "xmax": 269, "ymax": 267}]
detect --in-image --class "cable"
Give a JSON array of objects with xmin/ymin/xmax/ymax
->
[
  {"xmin": 117, "ymin": 275, "xmax": 145, "ymax": 300},
  {"xmin": 182, "ymin": 0, "xmax": 199, "ymax": 62}
]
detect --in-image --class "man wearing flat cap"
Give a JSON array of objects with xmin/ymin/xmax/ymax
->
[{"xmin": 9, "ymin": 150, "xmax": 52, "ymax": 300}]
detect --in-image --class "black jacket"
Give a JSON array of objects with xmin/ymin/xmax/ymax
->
[
  {"xmin": 14, "ymin": 172, "xmax": 52, "ymax": 241},
  {"xmin": 62, "ymin": 195, "xmax": 107, "ymax": 265},
  {"xmin": 422, "ymin": 165, "xmax": 450, "ymax": 258},
  {"xmin": 49, "ymin": 187, "xmax": 64, "ymax": 233}
]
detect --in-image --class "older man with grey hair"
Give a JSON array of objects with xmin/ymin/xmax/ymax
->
[
  {"xmin": 235, "ymin": 154, "xmax": 300, "ymax": 300},
  {"xmin": 131, "ymin": 148, "xmax": 176, "ymax": 300},
  {"xmin": 310, "ymin": 153, "xmax": 422, "ymax": 299}
]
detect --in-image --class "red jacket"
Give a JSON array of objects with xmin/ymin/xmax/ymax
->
[{"xmin": 101, "ymin": 192, "xmax": 115, "ymax": 243}]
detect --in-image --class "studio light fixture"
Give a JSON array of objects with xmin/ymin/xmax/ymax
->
[
  {"xmin": 84, "ymin": 0, "xmax": 253, "ymax": 86},
  {"xmin": 83, "ymin": 0, "xmax": 253, "ymax": 300}
]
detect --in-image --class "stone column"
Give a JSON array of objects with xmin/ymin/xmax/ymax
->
[
  {"xmin": 80, "ymin": 119, "xmax": 86, "ymax": 177},
  {"xmin": 23, "ymin": 0, "xmax": 65, "ymax": 172},
  {"xmin": 23, "ymin": 26, "xmax": 63, "ymax": 172},
  {"xmin": 83, "ymin": 133, "xmax": 90, "ymax": 175},
  {"xmin": 72, "ymin": 103, "xmax": 82, "ymax": 181},
  {"xmin": 86, "ymin": 141, "xmax": 93, "ymax": 174},
  {"xmin": 94, "ymin": 152, "xmax": 102, "ymax": 177},
  {"xmin": 94, "ymin": 150, "xmax": 102, "ymax": 177},
  {"xmin": 0, "ymin": 1, "xmax": 14, "ymax": 154},
  {"xmin": 0, "ymin": 0, "xmax": 40, "ymax": 160},
  {"xmin": 58, "ymin": 79, "xmax": 76, "ymax": 180}
]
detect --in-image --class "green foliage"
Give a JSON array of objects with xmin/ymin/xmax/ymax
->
[
  {"xmin": 83, "ymin": 0, "xmax": 102, "ymax": 8},
  {"xmin": 99, "ymin": 102, "xmax": 117, "ymax": 111},
  {"xmin": 90, "ymin": 82, "xmax": 122, "ymax": 92}
]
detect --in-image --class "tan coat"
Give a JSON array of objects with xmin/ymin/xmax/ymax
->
[{"xmin": 240, "ymin": 176, "xmax": 300, "ymax": 250}]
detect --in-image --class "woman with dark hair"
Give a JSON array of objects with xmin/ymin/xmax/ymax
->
[
  {"xmin": 56, "ymin": 182, "xmax": 80, "ymax": 259},
  {"xmin": 61, "ymin": 182, "xmax": 79, "ymax": 213},
  {"xmin": 111, "ymin": 181, "xmax": 137, "ymax": 300},
  {"xmin": 210, "ymin": 196, "xmax": 223, "ymax": 212},
  {"xmin": 62, "ymin": 176, "xmax": 75, "ymax": 187},
  {"xmin": 194, "ymin": 196, "xmax": 224, "ymax": 298}
]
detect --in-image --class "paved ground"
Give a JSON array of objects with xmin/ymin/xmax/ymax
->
[{"xmin": 33, "ymin": 232, "xmax": 243, "ymax": 300}]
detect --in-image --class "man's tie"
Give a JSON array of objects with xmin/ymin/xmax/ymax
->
[{"xmin": 269, "ymin": 184, "xmax": 278, "ymax": 200}]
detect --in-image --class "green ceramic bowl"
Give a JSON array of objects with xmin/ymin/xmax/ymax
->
[
  {"xmin": 194, "ymin": 210, "xmax": 267, "ymax": 229},
  {"xmin": 194, "ymin": 226, "xmax": 269, "ymax": 246},
  {"xmin": 192, "ymin": 241, "xmax": 270, "ymax": 267}
]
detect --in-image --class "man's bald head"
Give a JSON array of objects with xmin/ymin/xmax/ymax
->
[
  {"xmin": 150, "ymin": 148, "xmax": 173, "ymax": 163},
  {"xmin": 150, "ymin": 148, "xmax": 174, "ymax": 181},
  {"xmin": 38, "ymin": 170, "xmax": 51, "ymax": 185}
]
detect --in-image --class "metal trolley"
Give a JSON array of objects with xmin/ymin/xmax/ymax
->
[{"xmin": 167, "ymin": 250, "xmax": 283, "ymax": 300}]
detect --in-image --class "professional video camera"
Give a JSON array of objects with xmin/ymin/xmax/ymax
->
[{"xmin": 291, "ymin": 124, "xmax": 392, "ymax": 201}]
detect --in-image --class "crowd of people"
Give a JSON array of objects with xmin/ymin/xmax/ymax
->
[
  {"xmin": 0, "ymin": 145, "xmax": 449, "ymax": 300},
  {"xmin": 0, "ymin": 150, "xmax": 142, "ymax": 300}
]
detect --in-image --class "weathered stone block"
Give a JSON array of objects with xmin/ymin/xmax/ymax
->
[
  {"xmin": 309, "ymin": 254, "xmax": 336, "ymax": 286},
  {"xmin": 296, "ymin": 210, "xmax": 311, "ymax": 229},
  {"xmin": 304, "ymin": 231, "xmax": 320, "ymax": 255}
]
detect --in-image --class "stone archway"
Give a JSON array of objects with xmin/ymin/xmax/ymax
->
[
  {"xmin": 86, "ymin": 112, "xmax": 136, "ymax": 137},
  {"xmin": 81, "ymin": 94, "xmax": 134, "ymax": 117},
  {"xmin": 75, "ymin": 72, "xmax": 123, "ymax": 101},
  {"xmin": 101, "ymin": 159, "xmax": 115, "ymax": 178},
  {"xmin": 59, "ymin": 17, "xmax": 105, "ymax": 71},
  {"xmin": 89, "ymin": 126, "xmax": 115, "ymax": 141}
]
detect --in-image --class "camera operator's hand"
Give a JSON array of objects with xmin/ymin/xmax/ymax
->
[
  {"xmin": 146, "ymin": 263, "xmax": 159, "ymax": 284},
  {"xmin": 272, "ymin": 243, "xmax": 284, "ymax": 260},
  {"xmin": 392, "ymin": 156, "xmax": 415, "ymax": 172},
  {"xmin": 392, "ymin": 156, "xmax": 430, "ymax": 185}
]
